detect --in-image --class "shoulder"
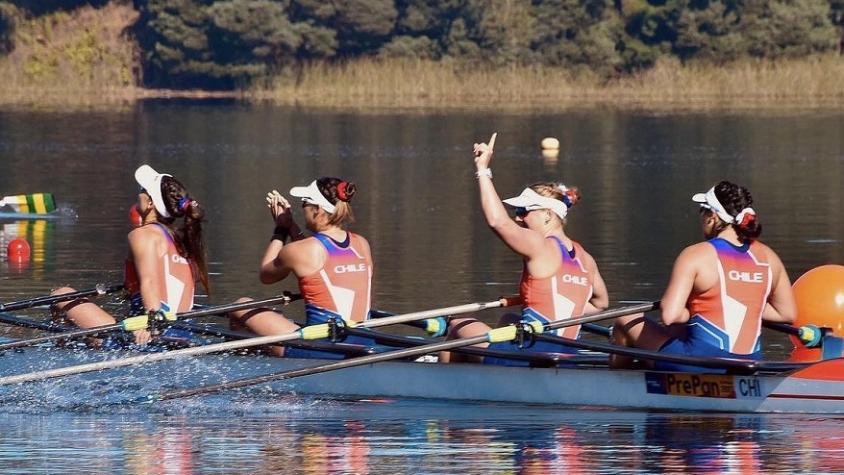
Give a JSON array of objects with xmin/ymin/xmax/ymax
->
[
  {"xmin": 673, "ymin": 241, "xmax": 716, "ymax": 268},
  {"xmin": 350, "ymin": 232, "xmax": 371, "ymax": 251},
  {"xmin": 280, "ymin": 236, "xmax": 325, "ymax": 261},
  {"xmin": 572, "ymin": 241, "xmax": 597, "ymax": 266},
  {"xmin": 750, "ymin": 241, "xmax": 783, "ymax": 267},
  {"xmin": 128, "ymin": 225, "xmax": 164, "ymax": 245}
]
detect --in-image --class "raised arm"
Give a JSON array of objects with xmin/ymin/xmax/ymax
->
[
  {"xmin": 259, "ymin": 190, "xmax": 303, "ymax": 284},
  {"xmin": 474, "ymin": 133, "xmax": 547, "ymax": 258}
]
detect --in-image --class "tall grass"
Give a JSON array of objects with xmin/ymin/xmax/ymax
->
[
  {"xmin": 0, "ymin": 2, "xmax": 139, "ymax": 108},
  {"xmin": 253, "ymin": 55, "xmax": 844, "ymax": 111}
]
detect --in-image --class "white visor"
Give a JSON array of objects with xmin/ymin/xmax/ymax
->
[
  {"xmin": 502, "ymin": 187, "xmax": 568, "ymax": 220},
  {"xmin": 290, "ymin": 180, "xmax": 336, "ymax": 214},
  {"xmin": 135, "ymin": 165, "xmax": 172, "ymax": 218},
  {"xmin": 692, "ymin": 186, "xmax": 734, "ymax": 224}
]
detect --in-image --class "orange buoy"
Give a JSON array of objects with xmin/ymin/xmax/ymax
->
[
  {"xmin": 792, "ymin": 265, "xmax": 844, "ymax": 338},
  {"xmin": 788, "ymin": 265, "xmax": 844, "ymax": 361},
  {"xmin": 129, "ymin": 204, "xmax": 142, "ymax": 227},
  {"xmin": 7, "ymin": 237, "xmax": 31, "ymax": 262}
]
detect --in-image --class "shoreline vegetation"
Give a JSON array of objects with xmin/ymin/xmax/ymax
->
[{"xmin": 1, "ymin": 3, "xmax": 843, "ymax": 111}]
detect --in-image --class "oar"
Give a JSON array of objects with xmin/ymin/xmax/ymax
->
[
  {"xmin": 0, "ymin": 283, "xmax": 124, "ymax": 312},
  {"xmin": 0, "ymin": 193, "xmax": 56, "ymax": 214},
  {"xmin": 0, "ymin": 293, "xmax": 300, "ymax": 353},
  {"xmin": 532, "ymin": 333, "xmax": 808, "ymax": 373},
  {"xmin": 0, "ymin": 297, "xmax": 520, "ymax": 386},
  {"xmin": 143, "ymin": 301, "xmax": 658, "ymax": 401},
  {"xmin": 369, "ymin": 309, "xmax": 447, "ymax": 336},
  {"xmin": 763, "ymin": 321, "xmax": 826, "ymax": 346}
]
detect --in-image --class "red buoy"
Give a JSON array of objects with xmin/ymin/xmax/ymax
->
[
  {"xmin": 129, "ymin": 204, "xmax": 143, "ymax": 227},
  {"xmin": 7, "ymin": 238, "xmax": 31, "ymax": 262}
]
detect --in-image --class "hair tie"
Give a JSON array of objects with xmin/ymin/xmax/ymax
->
[
  {"xmin": 336, "ymin": 182, "xmax": 349, "ymax": 202},
  {"xmin": 735, "ymin": 207, "xmax": 756, "ymax": 228},
  {"xmin": 177, "ymin": 196, "xmax": 192, "ymax": 212}
]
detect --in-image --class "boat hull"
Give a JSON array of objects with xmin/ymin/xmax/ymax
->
[{"xmin": 1, "ymin": 340, "xmax": 841, "ymax": 413}]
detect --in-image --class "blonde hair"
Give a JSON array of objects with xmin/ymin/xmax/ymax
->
[
  {"xmin": 316, "ymin": 177, "xmax": 356, "ymax": 227},
  {"xmin": 529, "ymin": 182, "xmax": 582, "ymax": 208}
]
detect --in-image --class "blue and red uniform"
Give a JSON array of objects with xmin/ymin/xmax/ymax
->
[
  {"xmin": 286, "ymin": 232, "xmax": 373, "ymax": 359},
  {"xmin": 297, "ymin": 232, "xmax": 372, "ymax": 325},
  {"xmin": 520, "ymin": 238, "xmax": 593, "ymax": 339},
  {"xmin": 124, "ymin": 223, "xmax": 196, "ymax": 316},
  {"xmin": 486, "ymin": 237, "xmax": 594, "ymax": 365},
  {"xmin": 657, "ymin": 238, "xmax": 771, "ymax": 372}
]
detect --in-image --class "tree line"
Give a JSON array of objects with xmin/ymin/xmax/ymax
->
[{"xmin": 2, "ymin": 0, "xmax": 843, "ymax": 89}]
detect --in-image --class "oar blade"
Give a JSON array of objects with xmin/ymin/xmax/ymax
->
[{"xmin": 1, "ymin": 193, "xmax": 57, "ymax": 214}]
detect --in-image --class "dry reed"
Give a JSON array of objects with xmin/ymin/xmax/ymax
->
[{"xmin": 253, "ymin": 56, "xmax": 844, "ymax": 111}]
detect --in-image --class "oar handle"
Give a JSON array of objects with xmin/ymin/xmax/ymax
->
[
  {"xmin": 763, "ymin": 321, "xmax": 824, "ymax": 347},
  {"xmin": 0, "ymin": 283, "xmax": 124, "ymax": 312}
]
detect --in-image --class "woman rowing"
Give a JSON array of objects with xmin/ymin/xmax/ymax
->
[
  {"xmin": 610, "ymin": 181, "xmax": 796, "ymax": 371},
  {"xmin": 228, "ymin": 177, "xmax": 373, "ymax": 357},
  {"xmin": 441, "ymin": 133, "xmax": 608, "ymax": 363},
  {"xmin": 52, "ymin": 165, "xmax": 208, "ymax": 346}
]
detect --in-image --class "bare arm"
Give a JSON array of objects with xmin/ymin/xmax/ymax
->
[
  {"xmin": 474, "ymin": 133, "xmax": 548, "ymax": 258},
  {"xmin": 761, "ymin": 250, "xmax": 796, "ymax": 324},
  {"xmin": 583, "ymin": 251, "xmax": 608, "ymax": 310},
  {"xmin": 660, "ymin": 246, "xmax": 699, "ymax": 325},
  {"xmin": 128, "ymin": 229, "xmax": 165, "ymax": 312}
]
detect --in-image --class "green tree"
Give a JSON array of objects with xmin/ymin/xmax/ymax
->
[
  {"xmin": 0, "ymin": 2, "xmax": 16, "ymax": 55},
  {"xmin": 672, "ymin": 0, "xmax": 838, "ymax": 61},
  {"xmin": 291, "ymin": 0, "xmax": 398, "ymax": 55},
  {"xmin": 531, "ymin": 0, "xmax": 628, "ymax": 74}
]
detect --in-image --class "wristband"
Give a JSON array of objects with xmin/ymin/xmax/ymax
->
[
  {"xmin": 475, "ymin": 168, "xmax": 492, "ymax": 179},
  {"xmin": 271, "ymin": 226, "xmax": 289, "ymax": 242}
]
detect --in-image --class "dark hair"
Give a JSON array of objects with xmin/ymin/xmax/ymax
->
[
  {"xmin": 711, "ymin": 180, "xmax": 762, "ymax": 243},
  {"xmin": 159, "ymin": 176, "xmax": 209, "ymax": 293},
  {"xmin": 316, "ymin": 177, "xmax": 356, "ymax": 226}
]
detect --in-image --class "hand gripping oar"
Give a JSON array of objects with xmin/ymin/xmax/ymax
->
[
  {"xmin": 0, "ymin": 283, "xmax": 124, "ymax": 313},
  {"xmin": 144, "ymin": 301, "xmax": 659, "ymax": 401},
  {"xmin": 0, "ymin": 293, "xmax": 301, "ymax": 353},
  {"xmin": 0, "ymin": 296, "xmax": 520, "ymax": 386}
]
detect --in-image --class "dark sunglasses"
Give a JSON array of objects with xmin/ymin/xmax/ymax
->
[{"xmin": 514, "ymin": 207, "xmax": 530, "ymax": 218}]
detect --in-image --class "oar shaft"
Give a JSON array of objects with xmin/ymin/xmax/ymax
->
[
  {"xmin": 155, "ymin": 334, "xmax": 492, "ymax": 400},
  {"xmin": 0, "ymin": 284, "xmax": 124, "ymax": 312},
  {"xmin": 0, "ymin": 323, "xmax": 123, "ymax": 352},
  {"xmin": 0, "ymin": 297, "xmax": 514, "ymax": 386},
  {"xmin": 763, "ymin": 321, "xmax": 800, "ymax": 336},
  {"xmin": 0, "ymin": 294, "xmax": 299, "ymax": 353}
]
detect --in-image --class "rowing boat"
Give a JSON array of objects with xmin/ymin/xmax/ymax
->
[{"xmin": 0, "ymin": 319, "xmax": 840, "ymax": 413}]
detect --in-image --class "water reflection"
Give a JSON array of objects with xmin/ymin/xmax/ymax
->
[{"xmin": 0, "ymin": 403, "xmax": 842, "ymax": 474}]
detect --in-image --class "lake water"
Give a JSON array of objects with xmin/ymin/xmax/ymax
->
[{"xmin": 0, "ymin": 103, "xmax": 843, "ymax": 473}]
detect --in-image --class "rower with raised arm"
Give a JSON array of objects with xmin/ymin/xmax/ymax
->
[
  {"xmin": 440, "ymin": 133, "xmax": 609, "ymax": 364},
  {"xmin": 229, "ymin": 177, "xmax": 374, "ymax": 357},
  {"xmin": 611, "ymin": 181, "xmax": 796, "ymax": 372},
  {"xmin": 51, "ymin": 165, "xmax": 208, "ymax": 346}
]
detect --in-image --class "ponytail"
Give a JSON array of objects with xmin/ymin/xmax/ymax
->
[{"xmin": 160, "ymin": 176, "xmax": 210, "ymax": 293}]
